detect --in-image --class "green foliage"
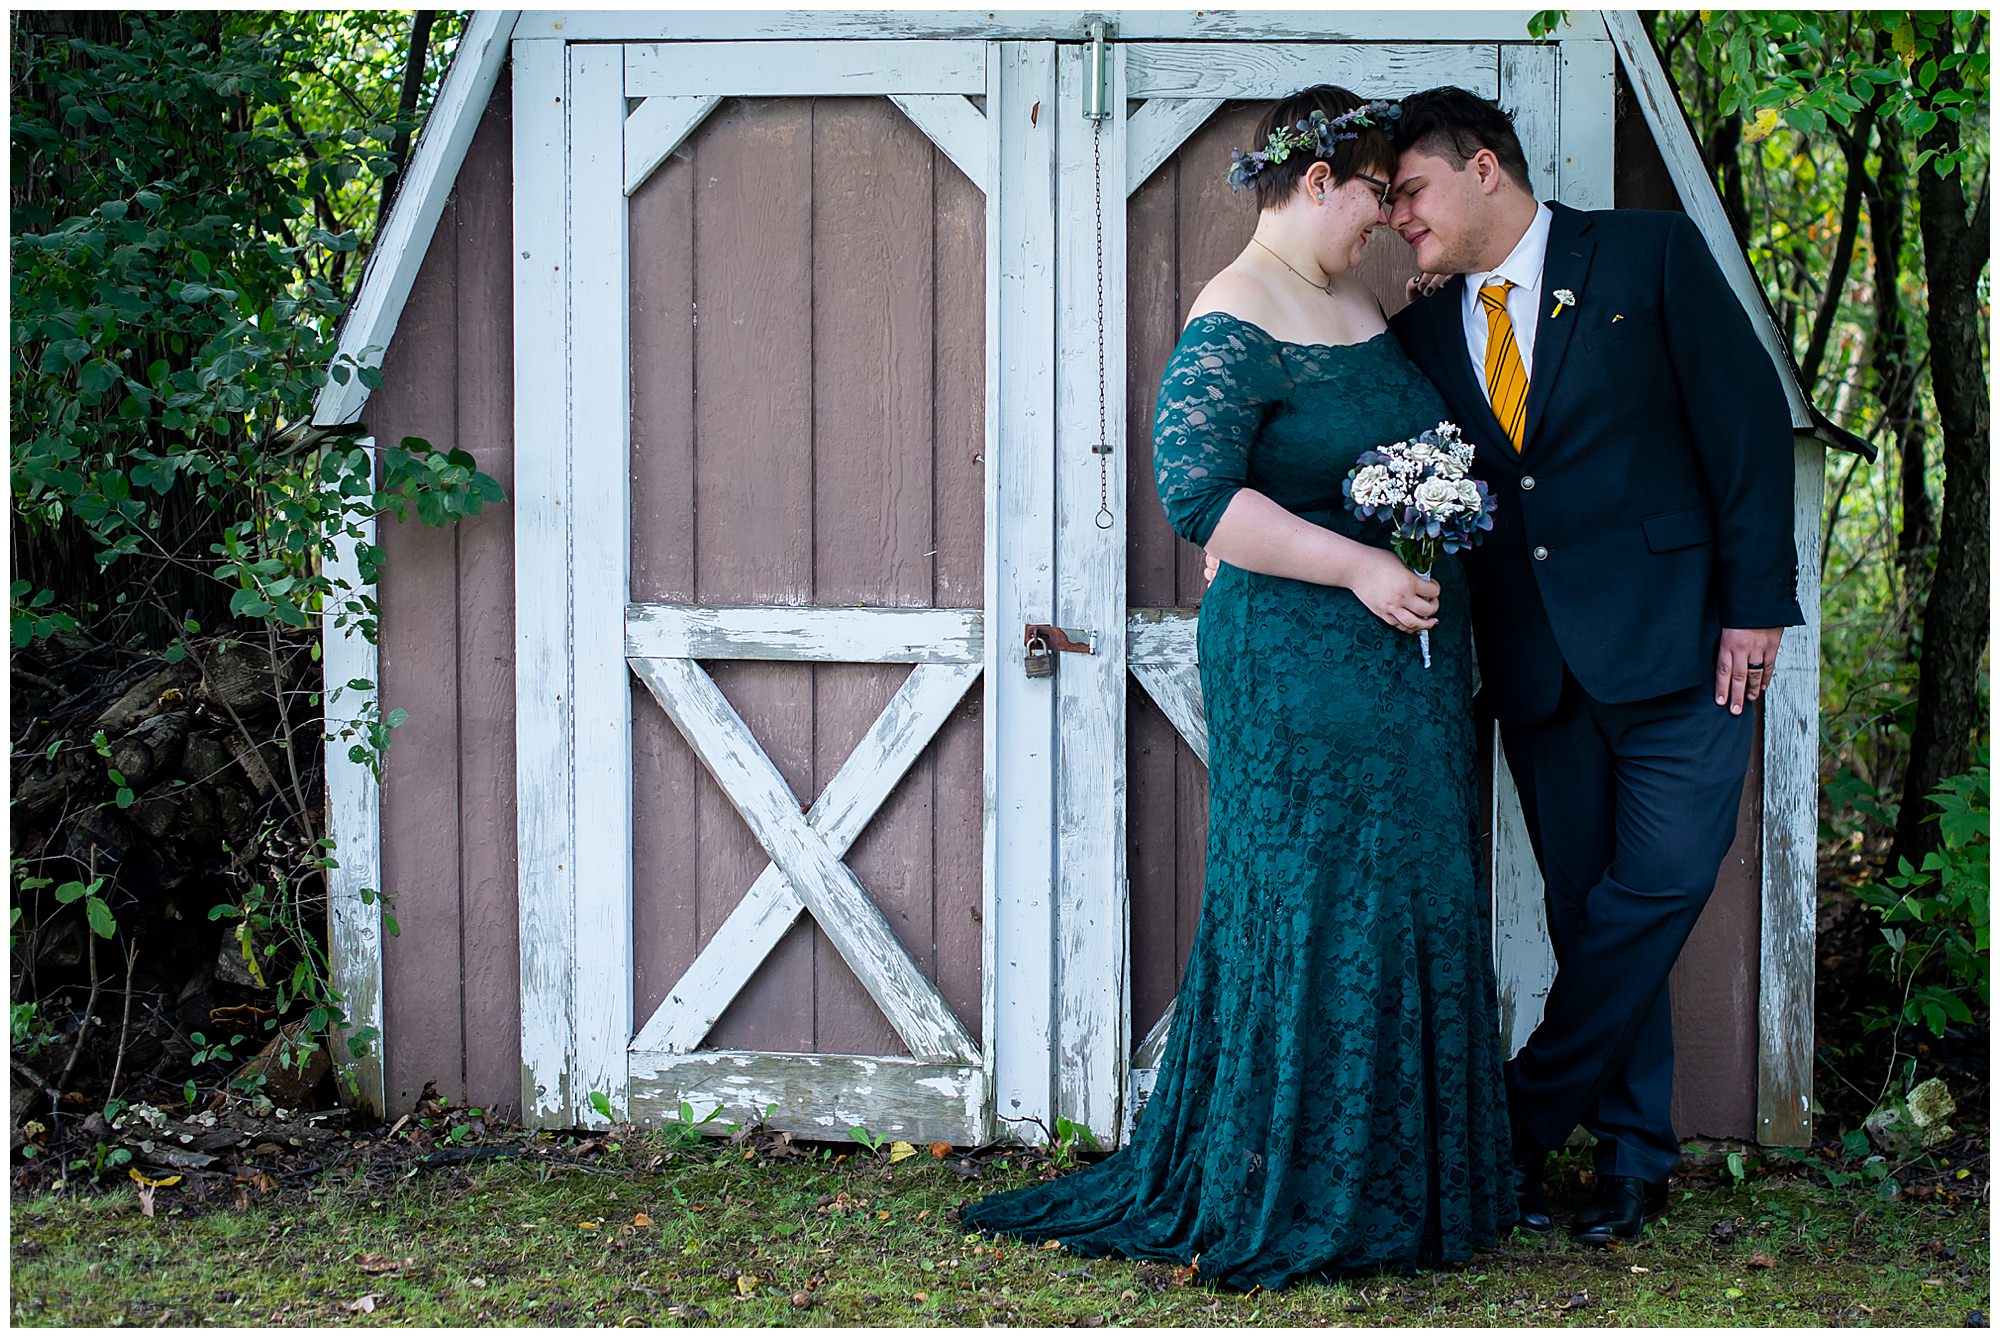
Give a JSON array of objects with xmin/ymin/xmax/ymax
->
[
  {"xmin": 9, "ymin": 11, "xmax": 494, "ymax": 1107},
  {"xmin": 1856, "ymin": 754, "xmax": 1989, "ymax": 1037},
  {"xmin": 1682, "ymin": 12, "xmax": 1987, "ymax": 180},
  {"xmin": 1050, "ymin": 1115, "xmax": 1102, "ymax": 1172},
  {"xmin": 848, "ymin": 1123, "xmax": 887, "ymax": 1156}
]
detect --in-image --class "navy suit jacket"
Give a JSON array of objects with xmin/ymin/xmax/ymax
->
[{"xmin": 1390, "ymin": 202, "xmax": 1804, "ymax": 725}]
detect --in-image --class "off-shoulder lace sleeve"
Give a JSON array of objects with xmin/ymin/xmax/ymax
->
[{"xmin": 1152, "ymin": 315, "xmax": 1291, "ymax": 547}]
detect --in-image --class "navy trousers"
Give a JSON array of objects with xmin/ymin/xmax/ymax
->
[{"xmin": 1498, "ymin": 668, "xmax": 1754, "ymax": 1182}]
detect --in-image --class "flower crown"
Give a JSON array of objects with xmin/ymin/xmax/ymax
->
[{"xmin": 1225, "ymin": 101, "xmax": 1401, "ymax": 193}]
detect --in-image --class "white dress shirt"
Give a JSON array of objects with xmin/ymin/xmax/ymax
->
[{"xmin": 1460, "ymin": 201, "xmax": 1554, "ymax": 393}]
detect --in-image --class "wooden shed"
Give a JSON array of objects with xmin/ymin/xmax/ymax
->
[{"xmin": 316, "ymin": 10, "xmax": 1848, "ymax": 1151}]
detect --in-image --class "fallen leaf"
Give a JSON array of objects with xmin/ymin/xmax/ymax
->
[
  {"xmin": 915, "ymin": 1209, "xmax": 930, "ymax": 1223},
  {"xmin": 128, "ymin": 1169, "xmax": 183, "ymax": 1189},
  {"xmin": 929, "ymin": 1142, "xmax": 953, "ymax": 1159},
  {"xmin": 1628, "ymin": 1265, "xmax": 1650, "ymax": 1274},
  {"xmin": 357, "ymin": 1254, "xmax": 416, "ymax": 1275},
  {"xmin": 912, "ymin": 1291, "xmax": 930, "ymax": 1303},
  {"xmin": 790, "ymin": 1291, "xmax": 813, "ymax": 1309},
  {"xmin": 1746, "ymin": 1252, "xmax": 1776, "ymax": 1269},
  {"xmin": 345, "ymin": 1295, "xmax": 379, "ymax": 1314},
  {"xmin": 632, "ymin": 1213, "xmax": 652, "ymax": 1228},
  {"xmin": 469, "ymin": 1277, "xmax": 487, "ymax": 1289},
  {"xmin": 736, "ymin": 1274, "xmax": 759, "ymax": 1297},
  {"xmin": 1725, "ymin": 1287, "xmax": 1746, "ymax": 1299},
  {"xmin": 579, "ymin": 1221, "xmax": 600, "ymax": 1231},
  {"xmin": 888, "ymin": 1140, "xmax": 919, "ymax": 1163}
]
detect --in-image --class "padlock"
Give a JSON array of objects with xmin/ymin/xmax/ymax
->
[{"xmin": 1023, "ymin": 633, "xmax": 1055, "ymax": 679}]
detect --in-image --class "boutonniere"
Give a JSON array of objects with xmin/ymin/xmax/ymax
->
[{"xmin": 1549, "ymin": 288, "xmax": 1576, "ymax": 319}]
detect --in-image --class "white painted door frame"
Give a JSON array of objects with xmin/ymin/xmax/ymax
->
[{"xmin": 513, "ymin": 35, "xmax": 1087, "ymax": 1146}]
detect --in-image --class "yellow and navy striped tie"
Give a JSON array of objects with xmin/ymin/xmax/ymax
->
[{"xmin": 1479, "ymin": 279, "xmax": 1528, "ymax": 451}]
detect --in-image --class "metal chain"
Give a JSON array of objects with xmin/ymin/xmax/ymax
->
[{"xmin": 1092, "ymin": 115, "xmax": 1114, "ymax": 530}]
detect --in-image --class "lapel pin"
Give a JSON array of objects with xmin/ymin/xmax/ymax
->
[{"xmin": 1549, "ymin": 288, "xmax": 1576, "ymax": 319}]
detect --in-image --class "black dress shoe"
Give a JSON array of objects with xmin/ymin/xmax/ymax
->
[
  {"xmin": 1512, "ymin": 1154, "xmax": 1554, "ymax": 1234},
  {"xmin": 1570, "ymin": 1174, "xmax": 1670, "ymax": 1245},
  {"xmin": 1507, "ymin": 1119, "xmax": 1553, "ymax": 1234}
]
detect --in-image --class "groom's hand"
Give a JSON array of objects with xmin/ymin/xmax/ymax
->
[{"xmin": 1715, "ymin": 627, "xmax": 1784, "ymax": 715}]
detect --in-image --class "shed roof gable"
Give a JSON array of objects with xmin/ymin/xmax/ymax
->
[{"xmin": 316, "ymin": 8, "xmax": 1863, "ymax": 456}]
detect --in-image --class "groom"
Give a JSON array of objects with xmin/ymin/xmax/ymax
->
[{"xmin": 1384, "ymin": 87, "xmax": 1803, "ymax": 1244}]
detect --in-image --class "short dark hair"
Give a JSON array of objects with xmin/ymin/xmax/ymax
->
[
  {"xmin": 1394, "ymin": 86, "xmax": 1535, "ymax": 195},
  {"xmin": 1248, "ymin": 85, "xmax": 1399, "ymax": 211}
]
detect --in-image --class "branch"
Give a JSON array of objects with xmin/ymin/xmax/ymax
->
[
  {"xmin": 372, "ymin": 12, "xmax": 436, "ymax": 240},
  {"xmin": 1802, "ymin": 103, "xmax": 1879, "ymax": 389}
]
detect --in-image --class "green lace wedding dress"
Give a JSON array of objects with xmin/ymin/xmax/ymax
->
[{"xmin": 959, "ymin": 312, "xmax": 1517, "ymax": 1291}]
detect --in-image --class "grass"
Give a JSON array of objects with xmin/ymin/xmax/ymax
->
[{"xmin": 9, "ymin": 1137, "xmax": 1989, "ymax": 1327}]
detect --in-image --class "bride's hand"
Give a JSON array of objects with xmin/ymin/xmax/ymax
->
[
  {"xmin": 1404, "ymin": 272, "xmax": 1447, "ymax": 301},
  {"xmin": 1203, "ymin": 549, "xmax": 1220, "ymax": 586},
  {"xmin": 1349, "ymin": 548, "xmax": 1440, "ymax": 633}
]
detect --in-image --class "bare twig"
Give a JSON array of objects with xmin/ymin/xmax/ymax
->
[{"xmin": 106, "ymin": 933, "xmax": 141, "ymax": 1104}]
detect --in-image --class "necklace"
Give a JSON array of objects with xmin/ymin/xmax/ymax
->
[{"xmin": 1252, "ymin": 237, "xmax": 1335, "ymax": 297}]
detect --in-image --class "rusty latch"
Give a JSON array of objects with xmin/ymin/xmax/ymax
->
[{"xmin": 1024, "ymin": 624, "xmax": 1096, "ymax": 655}]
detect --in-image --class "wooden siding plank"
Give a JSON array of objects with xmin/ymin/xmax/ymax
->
[
  {"xmin": 629, "ymin": 1051, "xmax": 984, "ymax": 1144},
  {"xmin": 315, "ymin": 12, "xmax": 519, "ymax": 426},
  {"xmin": 1052, "ymin": 44, "xmax": 1131, "ymax": 1144},
  {"xmin": 1123, "ymin": 42, "xmax": 1500, "ymax": 99},
  {"xmin": 511, "ymin": 38, "xmax": 577, "ymax": 1127},
  {"xmin": 623, "ymin": 95, "xmax": 721, "ymax": 196},
  {"xmin": 1555, "ymin": 36, "xmax": 1616, "ymax": 208},
  {"xmin": 1126, "ymin": 97, "xmax": 1224, "ymax": 198},
  {"xmin": 631, "ymin": 657, "xmax": 980, "ymax": 1063},
  {"xmin": 888, "ymin": 95, "xmax": 989, "ymax": 195},
  {"xmin": 627, "ymin": 95, "xmax": 702, "ymax": 1048},
  {"xmin": 1123, "ymin": 143, "xmax": 1188, "ymax": 1061},
  {"xmin": 931, "ymin": 130, "xmax": 989, "ymax": 1052},
  {"xmin": 810, "ymin": 97, "xmax": 943, "ymax": 1057},
  {"xmin": 521, "ymin": 12, "xmax": 1595, "ymax": 44},
  {"xmin": 322, "ymin": 439, "xmax": 384, "ymax": 1117},
  {"xmin": 690, "ymin": 97, "xmax": 816, "ymax": 1055},
  {"xmin": 1758, "ymin": 442, "xmax": 1823, "ymax": 1145},
  {"xmin": 632, "ymin": 663, "xmax": 981, "ymax": 1053},
  {"xmin": 453, "ymin": 78, "xmax": 524, "ymax": 1119},
  {"xmin": 376, "ymin": 182, "xmax": 464, "ymax": 1116},
  {"xmin": 625, "ymin": 605, "xmax": 983, "ymax": 663},
  {"xmin": 625, "ymin": 41, "xmax": 986, "ymax": 97},
  {"xmin": 985, "ymin": 41, "xmax": 1061, "ymax": 1139}
]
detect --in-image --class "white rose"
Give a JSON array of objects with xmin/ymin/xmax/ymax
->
[
  {"xmin": 1413, "ymin": 477, "xmax": 1465, "ymax": 515},
  {"xmin": 1350, "ymin": 464, "xmax": 1402, "ymax": 508}
]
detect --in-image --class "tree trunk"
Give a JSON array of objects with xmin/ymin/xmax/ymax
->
[
  {"xmin": 370, "ymin": 11, "xmax": 437, "ymax": 242},
  {"xmin": 1894, "ymin": 25, "xmax": 1992, "ymax": 868},
  {"xmin": 1866, "ymin": 121, "xmax": 1935, "ymax": 579}
]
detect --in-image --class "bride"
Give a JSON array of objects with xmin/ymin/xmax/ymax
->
[{"xmin": 959, "ymin": 85, "xmax": 1517, "ymax": 1291}]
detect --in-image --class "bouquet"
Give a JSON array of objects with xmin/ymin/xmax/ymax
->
[{"xmin": 1341, "ymin": 421, "xmax": 1498, "ymax": 668}]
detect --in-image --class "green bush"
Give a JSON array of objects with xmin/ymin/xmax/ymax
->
[{"xmin": 1856, "ymin": 752, "xmax": 1989, "ymax": 1037}]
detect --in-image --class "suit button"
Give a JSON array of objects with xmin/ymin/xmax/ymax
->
[
  {"xmin": 1532, "ymin": 545, "xmax": 1550, "ymax": 561},
  {"xmin": 1521, "ymin": 475, "xmax": 1536, "ymax": 490}
]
